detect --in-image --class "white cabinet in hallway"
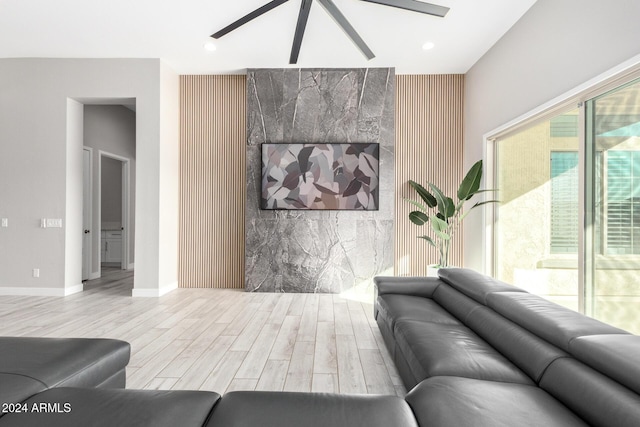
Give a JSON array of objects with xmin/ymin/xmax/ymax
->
[{"xmin": 101, "ymin": 230, "xmax": 122, "ymax": 263}]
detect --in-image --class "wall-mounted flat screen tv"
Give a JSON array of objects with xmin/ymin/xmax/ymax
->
[{"xmin": 261, "ymin": 143, "xmax": 379, "ymax": 210}]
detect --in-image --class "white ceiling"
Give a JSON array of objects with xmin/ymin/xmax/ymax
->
[{"xmin": 0, "ymin": 0, "xmax": 537, "ymax": 74}]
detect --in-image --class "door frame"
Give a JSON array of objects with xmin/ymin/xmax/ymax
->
[
  {"xmin": 98, "ymin": 150, "xmax": 131, "ymax": 271},
  {"xmin": 82, "ymin": 146, "xmax": 94, "ymax": 280}
]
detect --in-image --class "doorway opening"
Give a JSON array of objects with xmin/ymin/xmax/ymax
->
[
  {"xmin": 99, "ymin": 152, "xmax": 130, "ymax": 274},
  {"xmin": 80, "ymin": 101, "xmax": 136, "ymax": 289}
]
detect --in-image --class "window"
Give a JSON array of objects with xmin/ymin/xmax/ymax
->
[
  {"xmin": 495, "ymin": 108, "xmax": 579, "ymax": 311},
  {"xmin": 550, "ymin": 152, "xmax": 579, "ymax": 253},
  {"xmin": 550, "ymin": 115, "xmax": 579, "ymax": 138},
  {"xmin": 603, "ymin": 151, "xmax": 640, "ymax": 255}
]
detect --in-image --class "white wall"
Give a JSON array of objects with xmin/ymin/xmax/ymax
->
[
  {"xmin": 464, "ymin": 0, "xmax": 640, "ymax": 272},
  {"xmin": 0, "ymin": 58, "xmax": 179, "ymax": 296},
  {"xmin": 65, "ymin": 99, "xmax": 84, "ymax": 294},
  {"xmin": 155, "ymin": 61, "xmax": 180, "ymax": 294}
]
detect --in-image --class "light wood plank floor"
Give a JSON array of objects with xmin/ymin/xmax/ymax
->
[{"xmin": 0, "ymin": 269, "xmax": 405, "ymax": 397}]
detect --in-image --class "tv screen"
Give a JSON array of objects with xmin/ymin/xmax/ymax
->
[{"xmin": 261, "ymin": 143, "xmax": 379, "ymax": 210}]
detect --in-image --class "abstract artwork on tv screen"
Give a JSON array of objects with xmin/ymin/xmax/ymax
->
[{"xmin": 261, "ymin": 143, "xmax": 379, "ymax": 210}]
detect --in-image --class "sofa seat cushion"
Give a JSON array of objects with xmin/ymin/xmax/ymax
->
[
  {"xmin": 0, "ymin": 374, "xmax": 47, "ymax": 418},
  {"xmin": 377, "ymin": 295, "xmax": 461, "ymax": 331},
  {"xmin": 394, "ymin": 320, "xmax": 533, "ymax": 385},
  {"xmin": 0, "ymin": 387, "xmax": 220, "ymax": 427},
  {"xmin": 405, "ymin": 376, "xmax": 588, "ymax": 427},
  {"xmin": 0, "ymin": 337, "xmax": 130, "ymax": 389},
  {"xmin": 205, "ymin": 391, "xmax": 418, "ymax": 427}
]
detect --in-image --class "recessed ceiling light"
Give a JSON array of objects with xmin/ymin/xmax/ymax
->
[
  {"xmin": 204, "ymin": 41, "xmax": 217, "ymax": 52},
  {"xmin": 422, "ymin": 41, "xmax": 435, "ymax": 50}
]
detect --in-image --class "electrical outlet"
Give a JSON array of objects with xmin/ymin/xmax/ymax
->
[
  {"xmin": 32, "ymin": 268, "xmax": 40, "ymax": 278},
  {"xmin": 1, "ymin": 218, "xmax": 7, "ymax": 227}
]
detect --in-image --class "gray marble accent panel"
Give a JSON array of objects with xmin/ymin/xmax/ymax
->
[{"xmin": 246, "ymin": 68, "xmax": 395, "ymax": 293}]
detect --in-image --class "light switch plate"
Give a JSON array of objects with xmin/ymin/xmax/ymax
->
[
  {"xmin": 1, "ymin": 218, "xmax": 7, "ymax": 227},
  {"xmin": 42, "ymin": 218, "xmax": 63, "ymax": 228}
]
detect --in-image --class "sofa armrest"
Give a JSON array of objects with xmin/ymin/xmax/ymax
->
[
  {"xmin": 374, "ymin": 276, "xmax": 441, "ymax": 298},
  {"xmin": 0, "ymin": 337, "xmax": 130, "ymax": 390}
]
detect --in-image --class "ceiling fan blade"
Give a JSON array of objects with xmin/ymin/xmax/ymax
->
[
  {"xmin": 316, "ymin": 0, "xmax": 375, "ymax": 60},
  {"xmin": 360, "ymin": 0, "xmax": 449, "ymax": 18},
  {"xmin": 211, "ymin": 0, "xmax": 290, "ymax": 39},
  {"xmin": 289, "ymin": 0, "xmax": 314, "ymax": 64}
]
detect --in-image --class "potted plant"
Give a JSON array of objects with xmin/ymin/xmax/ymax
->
[{"xmin": 405, "ymin": 160, "xmax": 497, "ymax": 275}]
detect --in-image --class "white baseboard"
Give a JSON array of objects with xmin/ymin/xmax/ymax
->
[
  {"xmin": 65, "ymin": 283, "xmax": 84, "ymax": 296},
  {"xmin": 131, "ymin": 281, "xmax": 177, "ymax": 298},
  {"xmin": 0, "ymin": 283, "xmax": 84, "ymax": 297},
  {"xmin": 127, "ymin": 263, "xmax": 135, "ymax": 270},
  {"xmin": 88, "ymin": 271, "xmax": 101, "ymax": 280}
]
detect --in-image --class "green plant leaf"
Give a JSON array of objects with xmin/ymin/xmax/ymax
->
[
  {"xmin": 409, "ymin": 211, "xmax": 429, "ymax": 226},
  {"xmin": 404, "ymin": 198, "xmax": 429, "ymax": 213},
  {"xmin": 428, "ymin": 183, "xmax": 455, "ymax": 218},
  {"xmin": 459, "ymin": 200, "xmax": 500, "ymax": 222},
  {"xmin": 409, "ymin": 180, "xmax": 437, "ymax": 208},
  {"xmin": 457, "ymin": 160, "xmax": 483, "ymax": 201},
  {"xmin": 418, "ymin": 235, "xmax": 436, "ymax": 247},
  {"xmin": 458, "ymin": 209, "xmax": 472, "ymax": 223},
  {"xmin": 430, "ymin": 215, "xmax": 451, "ymax": 240},
  {"xmin": 471, "ymin": 200, "xmax": 500, "ymax": 209},
  {"xmin": 444, "ymin": 197, "xmax": 455, "ymax": 217}
]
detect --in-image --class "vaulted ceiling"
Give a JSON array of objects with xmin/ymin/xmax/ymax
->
[{"xmin": 0, "ymin": 0, "xmax": 537, "ymax": 74}]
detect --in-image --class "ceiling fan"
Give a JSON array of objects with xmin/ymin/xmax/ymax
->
[{"xmin": 211, "ymin": 0, "xmax": 449, "ymax": 64}]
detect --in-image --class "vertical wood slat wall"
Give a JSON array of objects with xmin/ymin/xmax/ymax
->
[
  {"xmin": 179, "ymin": 74, "xmax": 464, "ymax": 287},
  {"xmin": 395, "ymin": 75, "xmax": 465, "ymax": 276},
  {"xmin": 179, "ymin": 75, "xmax": 246, "ymax": 288}
]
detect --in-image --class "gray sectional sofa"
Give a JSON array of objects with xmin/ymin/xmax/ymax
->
[
  {"xmin": 1, "ymin": 268, "xmax": 639, "ymax": 426},
  {"xmin": 375, "ymin": 268, "xmax": 640, "ymax": 426}
]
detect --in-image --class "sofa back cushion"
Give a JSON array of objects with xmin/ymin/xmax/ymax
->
[
  {"xmin": 486, "ymin": 292, "xmax": 628, "ymax": 352},
  {"xmin": 569, "ymin": 335, "xmax": 640, "ymax": 395},
  {"xmin": 438, "ymin": 268, "xmax": 526, "ymax": 304},
  {"xmin": 432, "ymin": 283, "xmax": 483, "ymax": 323},
  {"xmin": 206, "ymin": 391, "xmax": 419, "ymax": 427},
  {"xmin": 0, "ymin": 387, "xmax": 221, "ymax": 427},
  {"xmin": 0, "ymin": 374, "xmax": 47, "ymax": 418},
  {"xmin": 374, "ymin": 276, "xmax": 442, "ymax": 298},
  {"xmin": 434, "ymin": 284, "xmax": 567, "ymax": 383},
  {"xmin": 466, "ymin": 306, "xmax": 567, "ymax": 382},
  {"xmin": 540, "ymin": 358, "xmax": 640, "ymax": 427}
]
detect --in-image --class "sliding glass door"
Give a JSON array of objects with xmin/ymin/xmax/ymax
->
[
  {"xmin": 495, "ymin": 76, "xmax": 640, "ymax": 334},
  {"xmin": 586, "ymin": 78, "xmax": 640, "ymax": 333}
]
